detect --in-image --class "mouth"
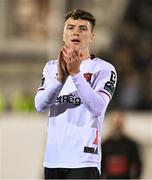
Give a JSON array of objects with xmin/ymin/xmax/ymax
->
[{"xmin": 71, "ymin": 39, "xmax": 81, "ymax": 44}]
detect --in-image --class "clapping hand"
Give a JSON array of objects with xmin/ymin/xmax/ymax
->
[{"xmin": 61, "ymin": 43, "xmax": 82, "ymax": 76}]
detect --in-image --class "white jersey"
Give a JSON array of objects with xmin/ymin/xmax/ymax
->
[{"xmin": 35, "ymin": 57, "xmax": 117, "ymax": 173}]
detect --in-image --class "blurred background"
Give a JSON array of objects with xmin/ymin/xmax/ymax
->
[{"xmin": 0, "ymin": 0, "xmax": 151, "ymax": 179}]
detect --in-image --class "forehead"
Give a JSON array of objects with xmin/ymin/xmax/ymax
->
[{"xmin": 65, "ymin": 18, "xmax": 91, "ymax": 28}]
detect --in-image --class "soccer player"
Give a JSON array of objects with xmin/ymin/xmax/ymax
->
[{"xmin": 35, "ymin": 9, "xmax": 117, "ymax": 179}]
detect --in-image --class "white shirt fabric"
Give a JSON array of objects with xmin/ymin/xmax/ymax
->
[{"xmin": 35, "ymin": 57, "xmax": 117, "ymax": 173}]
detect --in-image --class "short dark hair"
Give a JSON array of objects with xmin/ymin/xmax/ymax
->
[{"xmin": 64, "ymin": 9, "xmax": 96, "ymax": 31}]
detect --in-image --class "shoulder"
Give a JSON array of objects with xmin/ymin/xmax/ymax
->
[
  {"xmin": 42, "ymin": 59, "xmax": 58, "ymax": 76},
  {"xmin": 92, "ymin": 57, "xmax": 116, "ymax": 73},
  {"xmin": 43, "ymin": 59, "xmax": 57, "ymax": 70},
  {"xmin": 45, "ymin": 59, "xmax": 58, "ymax": 67}
]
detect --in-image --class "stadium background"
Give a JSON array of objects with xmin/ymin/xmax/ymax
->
[{"xmin": 0, "ymin": 0, "xmax": 151, "ymax": 179}]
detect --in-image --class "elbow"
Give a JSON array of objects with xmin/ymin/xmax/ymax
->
[
  {"xmin": 34, "ymin": 94, "xmax": 51, "ymax": 112},
  {"xmin": 34, "ymin": 96, "xmax": 45, "ymax": 112},
  {"xmin": 95, "ymin": 110, "xmax": 102, "ymax": 117},
  {"xmin": 35, "ymin": 103, "xmax": 48, "ymax": 112},
  {"xmin": 87, "ymin": 104, "xmax": 102, "ymax": 117},
  {"xmin": 35, "ymin": 103, "xmax": 43, "ymax": 112},
  {"xmin": 35, "ymin": 106, "xmax": 42, "ymax": 112},
  {"xmin": 90, "ymin": 100, "xmax": 107, "ymax": 117}
]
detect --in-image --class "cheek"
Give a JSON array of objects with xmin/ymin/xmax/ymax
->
[
  {"xmin": 84, "ymin": 35, "xmax": 92, "ymax": 43},
  {"xmin": 63, "ymin": 33, "xmax": 70, "ymax": 42}
]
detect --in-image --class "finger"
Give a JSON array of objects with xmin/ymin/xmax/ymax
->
[
  {"xmin": 64, "ymin": 43, "xmax": 75, "ymax": 55},
  {"xmin": 62, "ymin": 48, "xmax": 67, "ymax": 56},
  {"xmin": 62, "ymin": 47, "xmax": 68, "ymax": 55},
  {"xmin": 74, "ymin": 49, "xmax": 79, "ymax": 58},
  {"xmin": 63, "ymin": 47, "xmax": 73, "ymax": 59},
  {"xmin": 62, "ymin": 48, "xmax": 69, "ymax": 58},
  {"xmin": 62, "ymin": 50, "xmax": 70, "ymax": 64},
  {"xmin": 59, "ymin": 49, "xmax": 62, "ymax": 57},
  {"xmin": 76, "ymin": 48, "xmax": 82, "ymax": 59},
  {"xmin": 74, "ymin": 45, "xmax": 81, "ymax": 52},
  {"xmin": 73, "ymin": 49, "xmax": 81, "ymax": 61},
  {"xmin": 58, "ymin": 51, "xmax": 63, "ymax": 64},
  {"xmin": 62, "ymin": 46, "xmax": 74, "ymax": 62},
  {"xmin": 68, "ymin": 50, "xmax": 77, "ymax": 63},
  {"xmin": 65, "ymin": 42, "xmax": 74, "ymax": 49},
  {"xmin": 71, "ymin": 54, "xmax": 76, "ymax": 63}
]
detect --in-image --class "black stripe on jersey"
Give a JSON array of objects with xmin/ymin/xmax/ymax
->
[
  {"xmin": 37, "ymin": 88, "xmax": 45, "ymax": 91},
  {"xmin": 39, "ymin": 77, "xmax": 45, "ymax": 87},
  {"xmin": 99, "ymin": 90, "xmax": 111, "ymax": 100}
]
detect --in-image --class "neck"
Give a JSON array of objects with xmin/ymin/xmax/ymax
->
[{"xmin": 81, "ymin": 48, "xmax": 90, "ymax": 61}]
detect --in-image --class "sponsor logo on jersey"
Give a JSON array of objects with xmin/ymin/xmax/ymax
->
[
  {"xmin": 104, "ymin": 71, "xmax": 116, "ymax": 96},
  {"xmin": 56, "ymin": 93, "xmax": 81, "ymax": 106}
]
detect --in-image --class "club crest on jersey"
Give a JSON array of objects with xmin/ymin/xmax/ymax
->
[{"xmin": 84, "ymin": 73, "xmax": 92, "ymax": 84}]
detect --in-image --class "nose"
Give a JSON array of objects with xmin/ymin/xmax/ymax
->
[{"xmin": 73, "ymin": 27, "xmax": 80, "ymax": 36}]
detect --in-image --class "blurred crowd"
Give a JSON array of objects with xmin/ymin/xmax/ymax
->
[
  {"xmin": 106, "ymin": 0, "xmax": 152, "ymax": 110},
  {"xmin": 11, "ymin": 0, "xmax": 50, "ymax": 41}
]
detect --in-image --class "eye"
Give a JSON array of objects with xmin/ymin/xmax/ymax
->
[
  {"xmin": 67, "ymin": 26, "xmax": 74, "ymax": 30},
  {"xmin": 80, "ymin": 25, "xmax": 88, "ymax": 30}
]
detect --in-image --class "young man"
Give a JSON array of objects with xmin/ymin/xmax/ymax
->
[{"xmin": 35, "ymin": 9, "xmax": 117, "ymax": 179}]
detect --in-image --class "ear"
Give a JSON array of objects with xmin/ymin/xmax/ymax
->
[
  {"xmin": 91, "ymin": 32, "xmax": 94, "ymax": 40},
  {"xmin": 90, "ymin": 32, "xmax": 94, "ymax": 42}
]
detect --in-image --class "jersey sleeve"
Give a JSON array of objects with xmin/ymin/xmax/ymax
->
[
  {"xmin": 94, "ymin": 65, "xmax": 117, "ymax": 100},
  {"xmin": 72, "ymin": 63, "xmax": 117, "ymax": 117},
  {"xmin": 37, "ymin": 62, "xmax": 50, "ymax": 91},
  {"xmin": 35, "ymin": 61, "xmax": 63, "ymax": 112}
]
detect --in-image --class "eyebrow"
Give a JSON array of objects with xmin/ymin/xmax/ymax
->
[{"xmin": 66, "ymin": 24, "xmax": 89, "ymax": 28}]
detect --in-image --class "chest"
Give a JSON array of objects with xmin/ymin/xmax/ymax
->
[{"xmin": 51, "ymin": 60, "xmax": 96, "ymax": 95}]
